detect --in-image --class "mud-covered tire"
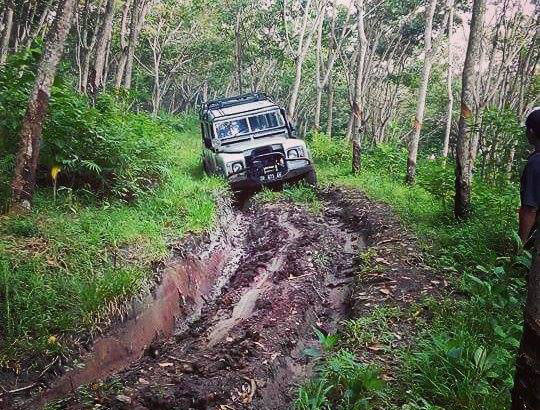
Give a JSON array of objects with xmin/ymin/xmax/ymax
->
[
  {"xmin": 304, "ymin": 169, "xmax": 317, "ymax": 187},
  {"xmin": 202, "ymin": 158, "xmax": 210, "ymax": 175}
]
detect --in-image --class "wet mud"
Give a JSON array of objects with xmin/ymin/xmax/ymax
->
[{"xmin": 4, "ymin": 186, "xmax": 442, "ymax": 409}]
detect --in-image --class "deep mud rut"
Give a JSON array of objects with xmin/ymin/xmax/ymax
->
[{"xmin": 5, "ymin": 187, "xmax": 444, "ymax": 410}]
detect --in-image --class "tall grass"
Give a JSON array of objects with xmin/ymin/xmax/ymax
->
[
  {"xmin": 0, "ymin": 114, "xmax": 224, "ymax": 367},
  {"xmin": 296, "ymin": 132, "xmax": 525, "ymax": 409}
]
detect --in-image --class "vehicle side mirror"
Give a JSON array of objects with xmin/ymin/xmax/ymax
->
[{"xmin": 203, "ymin": 137, "xmax": 212, "ymax": 149}]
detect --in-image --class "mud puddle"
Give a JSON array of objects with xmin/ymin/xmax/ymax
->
[{"xmin": 11, "ymin": 191, "xmax": 368, "ymax": 409}]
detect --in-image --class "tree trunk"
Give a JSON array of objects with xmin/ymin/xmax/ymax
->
[
  {"xmin": 10, "ymin": 0, "xmax": 77, "ymax": 212},
  {"xmin": 288, "ymin": 55, "xmax": 304, "ymax": 120},
  {"xmin": 454, "ymin": 0, "xmax": 486, "ymax": 219},
  {"xmin": 115, "ymin": 0, "xmax": 132, "ymax": 89},
  {"xmin": 406, "ymin": 0, "xmax": 437, "ymax": 184},
  {"xmin": 286, "ymin": 0, "xmax": 321, "ymax": 120},
  {"xmin": 235, "ymin": 11, "xmax": 243, "ymax": 94},
  {"xmin": 123, "ymin": 0, "xmax": 150, "ymax": 90},
  {"xmin": 442, "ymin": 0, "xmax": 454, "ymax": 158},
  {"xmin": 326, "ymin": 75, "xmax": 333, "ymax": 137},
  {"xmin": 351, "ymin": 0, "xmax": 367, "ymax": 173},
  {"xmin": 0, "ymin": 1, "xmax": 14, "ymax": 65},
  {"xmin": 94, "ymin": 0, "xmax": 115, "ymax": 90}
]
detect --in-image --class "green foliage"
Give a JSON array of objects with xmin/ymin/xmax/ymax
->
[
  {"xmin": 0, "ymin": 50, "xmax": 176, "ymax": 205},
  {"xmin": 295, "ymin": 347, "xmax": 386, "ymax": 410},
  {"xmin": 0, "ymin": 112, "xmax": 223, "ymax": 366},
  {"xmin": 311, "ymin": 133, "xmax": 524, "ymax": 409}
]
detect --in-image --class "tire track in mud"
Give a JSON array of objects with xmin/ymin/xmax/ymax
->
[
  {"xmin": 10, "ymin": 186, "xmax": 442, "ymax": 410},
  {"xmin": 29, "ymin": 191, "xmax": 367, "ymax": 410}
]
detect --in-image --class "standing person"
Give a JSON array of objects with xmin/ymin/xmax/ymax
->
[{"xmin": 512, "ymin": 106, "xmax": 540, "ymax": 410}]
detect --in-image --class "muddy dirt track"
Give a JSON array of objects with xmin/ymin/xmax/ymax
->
[{"xmin": 4, "ymin": 187, "xmax": 443, "ymax": 410}]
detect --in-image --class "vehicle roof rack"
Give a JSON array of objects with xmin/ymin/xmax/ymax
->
[{"xmin": 200, "ymin": 92, "xmax": 273, "ymax": 118}]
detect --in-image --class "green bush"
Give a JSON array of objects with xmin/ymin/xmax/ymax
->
[{"xmin": 0, "ymin": 49, "xmax": 175, "ymax": 204}]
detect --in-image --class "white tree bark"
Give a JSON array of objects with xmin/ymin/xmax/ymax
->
[
  {"xmin": 0, "ymin": 1, "xmax": 14, "ymax": 65},
  {"xmin": 442, "ymin": 0, "xmax": 454, "ymax": 158},
  {"xmin": 352, "ymin": 0, "xmax": 367, "ymax": 173},
  {"xmin": 405, "ymin": 0, "xmax": 437, "ymax": 184}
]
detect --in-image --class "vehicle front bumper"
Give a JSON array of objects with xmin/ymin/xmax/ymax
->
[{"xmin": 228, "ymin": 158, "xmax": 313, "ymax": 190}]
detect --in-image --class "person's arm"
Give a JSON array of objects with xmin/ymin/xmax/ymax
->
[
  {"xmin": 519, "ymin": 205, "xmax": 537, "ymax": 243},
  {"xmin": 519, "ymin": 156, "xmax": 540, "ymax": 243}
]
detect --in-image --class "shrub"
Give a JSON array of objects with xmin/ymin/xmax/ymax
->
[{"xmin": 0, "ymin": 48, "xmax": 176, "ymax": 204}]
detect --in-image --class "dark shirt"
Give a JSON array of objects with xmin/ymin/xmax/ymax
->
[{"xmin": 520, "ymin": 152, "xmax": 540, "ymax": 209}]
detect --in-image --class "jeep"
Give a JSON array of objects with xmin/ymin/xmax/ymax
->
[{"xmin": 200, "ymin": 93, "xmax": 317, "ymax": 191}]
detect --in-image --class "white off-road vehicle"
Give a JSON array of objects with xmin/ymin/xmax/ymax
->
[{"xmin": 200, "ymin": 93, "xmax": 316, "ymax": 191}]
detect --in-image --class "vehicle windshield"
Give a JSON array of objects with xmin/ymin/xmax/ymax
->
[{"xmin": 214, "ymin": 110, "xmax": 284, "ymax": 140}]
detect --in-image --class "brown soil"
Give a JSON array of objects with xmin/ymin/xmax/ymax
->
[{"xmin": 4, "ymin": 187, "xmax": 443, "ymax": 410}]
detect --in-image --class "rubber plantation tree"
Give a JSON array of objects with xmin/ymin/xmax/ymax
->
[
  {"xmin": 442, "ymin": 0, "xmax": 454, "ymax": 158},
  {"xmin": 453, "ymin": 0, "xmax": 486, "ymax": 219},
  {"xmin": 10, "ymin": 0, "xmax": 77, "ymax": 212},
  {"xmin": 405, "ymin": 0, "xmax": 437, "ymax": 184},
  {"xmin": 0, "ymin": 0, "xmax": 14, "ymax": 65},
  {"xmin": 351, "ymin": 0, "xmax": 367, "ymax": 173}
]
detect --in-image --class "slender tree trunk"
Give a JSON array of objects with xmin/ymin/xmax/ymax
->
[
  {"xmin": 314, "ymin": 87, "xmax": 322, "ymax": 131},
  {"xmin": 326, "ymin": 75, "xmax": 333, "ymax": 137},
  {"xmin": 286, "ymin": 0, "xmax": 321, "ymax": 120},
  {"xmin": 406, "ymin": 0, "xmax": 437, "ymax": 184},
  {"xmin": 442, "ymin": 0, "xmax": 454, "ymax": 158},
  {"xmin": 235, "ymin": 11, "xmax": 243, "ymax": 94},
  {"xmin": 94, "ymin": 0, "xmax": 115, "ymax": 89},
  {"xmin": 352, "ymin": 0, "xmax": 367, "ymax": 173},
  {"xmin": 115, "ymin": 0, "xmax": 132, "ymax": 89},
  {"xmin": 454, "ymin": 0, "xmax": 486, "ymax": 219},
  {"xmin": 123, "ymin": 0, "xmax": 150, "ymax": 90},
  {"xmin": 288, "ymin": 55, "xmax": 305, "ymax": 120},
  {"xmin": 10, "ymin": 0, "xmax": 77, "ymax": 212},
  {"xmin": 0, "ymin": 1, "xmax": 14, "ymax": 65}
]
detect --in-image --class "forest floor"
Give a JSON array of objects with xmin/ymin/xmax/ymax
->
[{"xmin": 7, "ymin": 186, "xmax": 446, "ymax": 410}]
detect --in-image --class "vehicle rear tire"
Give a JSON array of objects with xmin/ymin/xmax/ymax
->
[{"xmin": 304, "ymin": 169, "xmax": 317, "ymax": 187}]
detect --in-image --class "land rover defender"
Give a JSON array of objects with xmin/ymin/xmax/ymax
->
[{"xmin": 200, "ymin": 93, "xmax": 317, "ymax": 190}]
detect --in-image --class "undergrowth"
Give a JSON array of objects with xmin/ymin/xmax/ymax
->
[
  {"xmin": 0, "ymin": 109, "xmax": 223, "ymax": 366},
  {"xmin": 295, "ymin": 132, "xmax": 526, "ymax": 409}
]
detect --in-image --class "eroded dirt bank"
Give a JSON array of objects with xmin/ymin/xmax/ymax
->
[{"xmin": 6, "ymin": 187, "xmax": 443, "ymax": 409}]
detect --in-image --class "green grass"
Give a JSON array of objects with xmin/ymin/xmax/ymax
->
[
  {"xmin": 0, "ymin": 114, "xmax": 225, "ymax": 367},
  {"xmin": 294, "ymin": 132, "xmax": 526, "ymax": 409}
]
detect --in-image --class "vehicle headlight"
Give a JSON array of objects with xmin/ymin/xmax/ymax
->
[
  {"xmin": 287, "ymin": 146, "xmax": 304, "ymax": 159},
  {"xmin": 226, "ymin": 161, "xmax": 244, "ymax": 174}
]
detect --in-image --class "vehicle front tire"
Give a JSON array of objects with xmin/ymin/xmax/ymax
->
[{"xmin": 304, "ymin": 168, "xmax": 317, "ymax": 187}]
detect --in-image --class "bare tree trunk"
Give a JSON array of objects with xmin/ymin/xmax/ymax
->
[
  {"xmin": 326, "ymin": 75, "xmax": 333, "ymax": 137},
  {"xmin": 442, "ymin": 0, "xmax": 454, "ymax": 158},
  {"xmin": 406, "ymin": 0, "xmax": 437, "ymax": 184},
  {"xmin": 352, "ymin": 0, "xmax": 367, "ymax": 173},
  {"xmin": 0, "ymin": 1, "xmax": 14, "ymax": 65},
  {"xmin": 286, "ymin": 0, "xmax": 322, "ymax": 119},
  {"xmin": 115, "ymin": 0, "xmax": 132, "ymax": 89},
  {"xmin": 10, "ymin": 0, "xmax": 76, "ymax": 212},
  {"xmin": 454, "ymin": 0, "xmax": 486, "ymax": 219},
  {"xmin": 123, "ymin": 0, "xmax": 150, "ymax": 89},
  {"xmin": 94, "ymin": 0, "xmax": 115, "ymax": 89},
  {"xmin": 235, "ymin": 11, "xmax": 243, "ymax": 94}
]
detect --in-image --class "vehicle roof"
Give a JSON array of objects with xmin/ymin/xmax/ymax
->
[{"xmin": 200, "ymin": 93, "xmax": 282, "ymax": 122}]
